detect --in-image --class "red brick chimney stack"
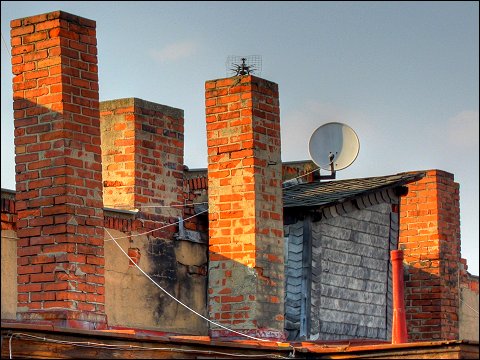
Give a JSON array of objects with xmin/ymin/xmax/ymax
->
[
  {"xmin": 11, "ymin": 11, "xmax": 106, "ymax": 330},
  {"xmin": 100, "ymin": 98, "xmax": 184, "ymax": 235},
  {"xmin": 399, "ymin": 170, "xmax": 461, "ymax": 340},
  {"xmin": 205, "ymin": 76, "xmax": 285, "ymax": 340}
]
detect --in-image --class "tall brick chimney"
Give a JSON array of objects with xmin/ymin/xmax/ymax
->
[
  {"xmin": 399, "ymin": 170, "xmax": 461, "ymax": 341},
  {"xmin": 205, "ymin": 76, "xmax": 285, "ymax": 340},
  {"xmin": 11, "ymin": 11, "xmax": 106, "ymax": 329},
  {"xmin": 100, "ymin": 98, "xmax": 184, "ymax": 234}
]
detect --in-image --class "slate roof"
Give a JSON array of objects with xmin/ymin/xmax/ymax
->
[{"xmin": 283, "ymin": 171, "xmax": 425, "ymax": 208}]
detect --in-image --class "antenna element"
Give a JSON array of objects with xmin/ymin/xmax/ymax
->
[{"xmin": 226, "ymin": 55, "xmax": 262, "ymax": 77}]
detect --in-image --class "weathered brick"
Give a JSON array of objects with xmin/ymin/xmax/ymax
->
[
  {"xmin": 399, "ymin": 170, "xmax": 461, "ymax": 341},
  {"xmin": 12, "ymin": 10, "xmax": 106, "ymax": 329},
  {"xmin": 206, "ymin": 76, "xmax": 284, "ymax": 339}
]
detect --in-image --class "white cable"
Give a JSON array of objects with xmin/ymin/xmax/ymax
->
[
  {"xmin": 105, "ymin": 227, "xmax": 274, "ymax": 343},
  {"xmin": 1, "ymin": 31, "xmax": 10, "ymax": 56},
  {"xmin": 460, "ymin": 298, "xmax": 479, "ymax": 315},
  {"xmin": 6, "ymin": 332, "xmax": 291, "ymax": 358},
  {"xmin": 9, "ymin": 333, "xmax": 13, "ymax": 359},
  {"xmin": 282, "ymin": 167, "xmax": 320, "ymax": 189},
  {"xmin": 104, "ymin": 201, "xmax": 208, "ymax": 210},
  {"xmin": 104, "ymin": 208, "xmax": 208, "ymax": 241}
]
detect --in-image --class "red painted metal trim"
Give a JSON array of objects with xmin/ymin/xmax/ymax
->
[{"xmin": 391, "ymin": 249, "xmax": 408, "ymax": 344}]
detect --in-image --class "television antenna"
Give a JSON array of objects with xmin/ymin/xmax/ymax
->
[
  {"xmin": 226, "ymin": 55, "xmax": 262, "ymax": 77},
  {"xmin": 308, "ymin": 122, "xmax": 360, "ymax": 180}
]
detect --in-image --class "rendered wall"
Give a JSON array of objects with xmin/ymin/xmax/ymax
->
[
  {"xmin": 459, "ymin": 274, "xmax": 479, "ymax": 341},
  {"xmin": 1, "ymin": 191, "xmax": 16, "ymax": 319},
  {"xmin": 1, "ymin": 234, "xmax": 17, "ymax": 320},
  {"xmin": 0, "ymin": 204, "xmax": 209, "ymax": 334},
  {"xmin": 103, "ymin": 217, "xmax": 208, "ymax": 335}
]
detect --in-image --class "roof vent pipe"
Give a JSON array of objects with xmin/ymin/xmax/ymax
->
[{"xmin": 391, "ymin": 249, "xmax": 408, "ymax": 344}]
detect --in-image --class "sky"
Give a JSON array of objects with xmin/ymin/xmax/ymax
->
[{"xmin": 1, "ymin": 1, "xmax": 478, "ymax": 275}]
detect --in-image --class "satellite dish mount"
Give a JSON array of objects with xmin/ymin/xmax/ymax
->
[
  {"xmin": 308, "ymin": 122, "xmax": 360, "ymax": 181},
  {"xmin": 321, "ymin": 152, "xmax": 337, "ymax": 180}
]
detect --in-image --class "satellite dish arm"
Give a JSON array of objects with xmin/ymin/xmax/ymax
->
[{"xmin": 318, "ymin": 152, "xmax": 336, "ymax": 180}]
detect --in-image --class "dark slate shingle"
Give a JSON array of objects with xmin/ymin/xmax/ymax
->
[{"xmin": 283, "ymin": 171, "xmax": 425, "ymax": 208}]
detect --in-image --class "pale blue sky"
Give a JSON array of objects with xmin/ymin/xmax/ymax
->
[{"xmin": 1, "ymin": 1, "xmax": 478, "ymax": 274}]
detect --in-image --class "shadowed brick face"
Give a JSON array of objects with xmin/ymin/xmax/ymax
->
[
  {"xmin": 206, "ymin": 76, "xmax": 285, "ymax": 340},
  {"xmin": 11, "ymin": 11, "xmax": 106, "ymax": 329},
  {"xmin": 100, "ymin": 98, "xmax": 184, "ymax": 239},
  {"xmin": 100, "ymin": 98, "xmax": 184, "ymax": 213},
  {"xmin": 399, "ymin": 170, "xmax": 461, "ymax": 341}
]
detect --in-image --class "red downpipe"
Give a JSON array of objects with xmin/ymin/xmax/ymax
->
[{"xmin": 391, "ymin": 249, "xmax": 408, "ymax": 344}]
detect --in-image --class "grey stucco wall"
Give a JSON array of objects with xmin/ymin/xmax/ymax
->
[
  {"xmin": 105, "ymin": 229, "xmax": 208, "ymax": 334},
  {"xmin": 1, "ymin": 231, "xmax": 17, "ymax": 320},
  {"xmin": 459, "ymin": 285, "xmax": 479, "ymax": 341}
]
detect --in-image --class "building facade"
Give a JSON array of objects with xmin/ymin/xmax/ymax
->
[{"xmin": 1, "ymin": 10, "xmax": 478, "ymax": 344}]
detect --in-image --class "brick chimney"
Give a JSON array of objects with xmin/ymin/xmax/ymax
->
[
  {"xmin": 100, "ymin": 98, "xmax": 184, "ymax": 234},
  {"xmin": 205, "ymin": 76, "xmax": 285, "ymax": 340},
  {"xmin": 11, "ymin": 11, "xmax": 106, "ymax": 329},
  {"xmin": 399, "ymin": 170, "xmax": 461, "ymax": 341}
]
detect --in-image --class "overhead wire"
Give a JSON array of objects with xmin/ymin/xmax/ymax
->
[
  {"xmin": 105, "ymin": 227, "xmax": 283, "ymax": 344},
  {"xmin": 6, "ymin": 332, "xmax": 292, "ymax": 359},
  {"xmin": 460, "ymin": 298, "xmax": 479, "ymax": 316},
  {"xmin": 1, "ymin": 30, "xmax": 10, "ymax": 55},
  {"xmin": 282, "ymin": 166, "xmax": 321, "ymax": 190},
  {"xmin": 3, "ymin": 170, "xmax": 477, "ymax": 344},
  {"xmin": 2, "ymin": 203, "xmax": 296, "ymax": 352},
  {"xmin": 104, "ymin": 207, "xmax": 208, "ymax": 241},
  {"xmin": 105, "ymin": 201, "xmax": 208, "ymax": 211}
]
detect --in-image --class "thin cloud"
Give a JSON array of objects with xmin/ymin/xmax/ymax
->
[
  {"xmin": 150, "ymin": 40, "xmax": 199, "ymax": 63},
  {"xmin": 446, "ymin": 110, "xmax": 479, "ymax": 150},
  {"xmin": 281, "ymin": 100, "xmax": 370, "ymax": 162}
]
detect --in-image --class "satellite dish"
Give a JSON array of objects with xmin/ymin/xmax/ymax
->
[{"xmin": 308, "ymin": 122, "xmax": 360, "ymax": 172}]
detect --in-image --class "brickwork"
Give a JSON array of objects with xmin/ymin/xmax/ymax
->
[
  {"xmin": 282, "ymin": 161, "xmax": 317, "ymax": 183},
  {"xmin": 100, "ymin": 98, "xmax": 184, "ymax": 213},
  {"xmin": 182, "ymin": 170, "xmax": 209, "ymax": 239},
  {"xmin": 11, "ymin": 11, "xmax": 106, "ymax": 329},
  {"xmin": 4, "ymin": 8, "xmax": 476, "ymax": 340},
  {"xmin": 100, "ymin": 98, "xmax": 185, "ymax": 241},
  {"xmin": 205, "ymin": 76, "xmax": 285, "ymax": 340},
  {"xmin": 1, "ymin": 190, "xmax": 16, "ymax": 231},
  {"xmin": 399, "ymin": 170, "xmax": 461, "ymax": 341}
]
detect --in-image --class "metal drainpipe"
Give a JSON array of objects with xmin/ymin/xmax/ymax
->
[{"xmin": 391, "ymin": 249, "xmax": 408, "ymax": 344}]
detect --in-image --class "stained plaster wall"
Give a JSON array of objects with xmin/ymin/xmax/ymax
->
[
  {"xmin": 1, "ymin": 232, "xmax": 17, "ymax": 320},
  {"xmin": 1, "ymin": 190, "xmax": 17, "ymax": 320},
  {"xmin": 0, "ymin": 201, "xmax": 209, "ymax": 335},
  {"xmin": 459, "ymin": 277, "xmax": 479, "ymax": 341},
  {"xmin": 104, "ymin": 225, "xmax": 208, "ymax": 335}
]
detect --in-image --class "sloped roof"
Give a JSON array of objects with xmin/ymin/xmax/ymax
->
[
  {"xmin": 2, "ymin": 321, "xmax": 478, "ymax": 359},
  {"xmin": 283, "ymin": 171, "xmax": 425, "ymax": 208}
]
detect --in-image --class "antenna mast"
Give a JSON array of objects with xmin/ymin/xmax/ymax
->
[{"xmin": 226, "ymin": 55, "xmax": 262, "ymax": 77}]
